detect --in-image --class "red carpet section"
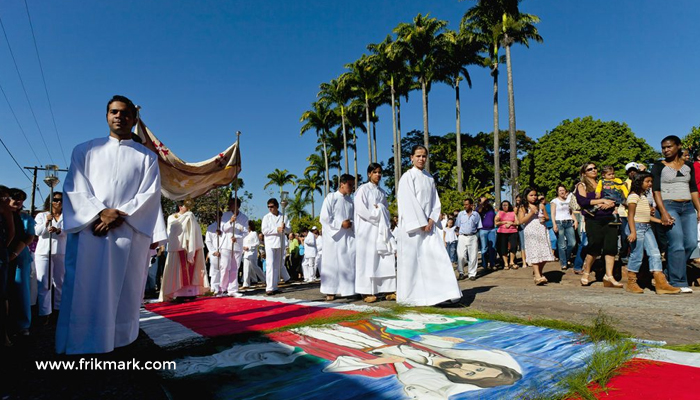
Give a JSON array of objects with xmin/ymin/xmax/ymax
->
[
  {"xmin": 145, "ymin": 297, "xmax": 357, "ymax": 337},
  {"xmin": 593, "ymin": 358, "xmax": 700, "ymax": 400}
]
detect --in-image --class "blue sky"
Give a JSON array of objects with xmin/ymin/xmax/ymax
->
[{"xmin": 1, "ymin": 0, "xmax": 698, "ymax": 219}]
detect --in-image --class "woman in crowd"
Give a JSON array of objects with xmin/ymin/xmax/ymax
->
[
  {"xmin": 396, "ymin": 145, "xmax": 461, "ymax": 306},
  {"xmin": 479, "ymin": 199, "xmax": 497, "ymax": 270},
  {"xmin": 652, "ymin": 136, "xmax": 700, "ymax": 293},
  {"xmin": 7, "ymin": 189, "xmax": 35, "ymax": 336},
  {"xmin": 495, "ymin": 200, "xmax": 519, "ymax": 269},
  {"xmin": 551, "ymin": 184, "xmax": 577, "ymax": 270},
  {"xmin": 514, "ymin": 195, "xmax": 528, "ymax": 269},
  {"xmin": 626, "ymin": 171, "xmax": 679, "ymax": 294},
  {"xmin": 575, "ymin": 162, "xmax": 621, "ymax": 288},
  {"xmin": 0, "ymin": 185, "xmax": 15, "ymax": 347},
  {"xmin": 34, "ymin": 193, "xmax": 67, "ymax": 322},
  {"xmin": 517, "ymin": 188, "xmax": 554, "ymax": 285}
]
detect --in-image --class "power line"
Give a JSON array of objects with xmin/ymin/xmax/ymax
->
[
  {"xmin": 0, "ymin": 136, "xmax": 33, "ymax": 184},
  {"xmin": 0, "ymin": 13, "xmax": 54, "ymax": 164},
  {"xmin": 23, "ymin": 0, "xmax": 68, "ymax": 166},
  {"xmin": 0, "ymin": 82, "xmax": 42, "ymax": 164}
]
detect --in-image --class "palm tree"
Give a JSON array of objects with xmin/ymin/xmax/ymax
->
[
  {"xmin": 300, "ymin": 101, "xmax": 337, "ymax": 196},
  {"xmin": 264, "ymin": 168, "xmax": 297, "ymax": 197},
  {"xmin": 318, "ymin": 76, "xmax": 351, "ymax": 174},
  {"xmin": 286, "ymin": 192, "xmax": 311, "ymax": 221},
  {"xmin": 462, "ymin": 4, "xmax": 504, "ymax": 204},
  {"xmin": 345, "ymin": 101, "xmax": 367, "ymax": 183},
  {"xmin": 304, "ymin": 153, "xmax": 328, "ymax": 197},
  {"xmin": 393, "ymin": 14, "xmax": 448, "ymax": 173},
  {"xmin": 296, "ymin": 172, "xmax": 324, "ymax": 217},
  {"xmin": 438, "ymin": 28, "xmax": 484, "ymax": 192},
  {"xmin": 344, "ymin": 55, "xmax": 384, "ymax": 165},
  {"xmin": 501, "ymin": 10, "xmax": 542, "ymax": 199}
]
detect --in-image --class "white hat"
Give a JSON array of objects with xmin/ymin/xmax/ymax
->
[
  {"xmin": 311, "ymin": 226, "xmax": 318, "ymax": 231},
  {"xmin": 625, "ymin": 162, "xmax": 640, "ymax": 172}
]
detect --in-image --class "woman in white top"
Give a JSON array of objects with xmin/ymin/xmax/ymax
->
[
  {"xmin": 550, "ymin": 184, "xmax": 577, "ymax": 270},
  {"xmin": 442, "ymin": 218, "xmax": 458, "ymax": 265},
  {"xmin": 34, "ymin": 193, "xmax": 67, "ymax": 317}
]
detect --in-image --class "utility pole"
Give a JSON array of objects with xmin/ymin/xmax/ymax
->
[{"xmin": 24, "ymin": 166, "xmax": 68, "ymax": 214}]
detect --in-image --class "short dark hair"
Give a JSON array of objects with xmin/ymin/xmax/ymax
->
[
  {"xmin": 229, "ymin": 197, "xmax": 242, "ymax": 207},
  {"xmin": 367, "ymin": 162, "xmax": 382, "ymax": 175},
  {"xmin": 9, "ymin": 188, "xmax": 27, "ymax": 201},
  {"xmin": 410, "ymin": 144, "xmax": 428, "ymax": 156},
  {"xmin": 106, "ymin": 95, "xmax": 137, "ymax": 118},
  {"xmin": 340, "ymin": 174, "xmax": 355, "ymax": 185},
  {"xmin": 267, "ymin": 198, "xmax": 279, "ymax": 208},
  {"xmin": 661, "ymin": 135, "xmax": 681, "ymax": 146},
  {"xmin": 0, "ymin": 185, "xmax": 9, "ymax": 196},
  {"xmin": 464, "ymin": 198, "xmax": 473, "ymax": 205}
]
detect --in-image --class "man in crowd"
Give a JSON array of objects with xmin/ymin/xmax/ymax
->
[
  {"xmin": 221, "ymin": 198, "xmax": 248, "ymax": 297},
  {"xmin": 57, "ymin": 95, "xmax": 162, "ymax": 354},
  {"xmin": 261, "ymin": 198, "xmax": 290, "ymax": 296},
  {"xmin": 319, "ymin": 174, "xmax": 357, "ymax": 301},
  {"xmin": 455, "ymin": 198, "xmax": 481, "ymax": 281}
]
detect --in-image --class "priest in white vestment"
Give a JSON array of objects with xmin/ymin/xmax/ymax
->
[
  {"xmin": 397, "ymin": 145, "xmax": 462, "ymax": 306},
  {"xmin": 241, "ymin": 220, "xmax": 264, "ymax": 288},
  {"xmin": 57, "ymin": 96, "xmax": 163, "ymax": 354},
  {"xmin": 204, "ymin": 211, "xmax": 231, "ymax": 295},
  {"xmin": 159, "ymin": 199, "xmax": 209, "ymax": 301},
  {"xmin": 221, "ymin": 198, "xmax": 248, "ymax": 297},
  {"xmin": 319, "ymin": 174, "xmax": 357, "ymax": 301},
  {"xmin": 354, "ymin": 163, "xmax": 397, "ymax": 302},
  {"xmin": 261, "ymin": 198, "xmax": 290, "ymax": 295}
]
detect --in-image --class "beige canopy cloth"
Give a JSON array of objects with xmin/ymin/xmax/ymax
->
[{"xmin": 134, "ymin": 118, "xmax": 241, "ymax": 201}]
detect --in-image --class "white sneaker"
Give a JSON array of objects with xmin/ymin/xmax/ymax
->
[
  {"xmin": 228, "ymin": 292, "xmax": 244, "ymax": 298},
  {"xmin": 679, "ymin": 287, "xmax": 693, "ymax": 294}
]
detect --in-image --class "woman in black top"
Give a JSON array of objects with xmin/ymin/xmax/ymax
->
[{"xmin": 652, "ymin": 135, "xmax": 700, "ymax": 293}]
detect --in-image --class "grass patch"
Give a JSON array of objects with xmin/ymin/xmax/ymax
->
[{"xmin": 662, "ymin": 343, "xmax": 700, "ymax": 353}]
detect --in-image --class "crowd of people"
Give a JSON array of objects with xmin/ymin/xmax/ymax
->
[{"xmin": 0, "ymin": 95, "xmax": 697, "ymax": 357}]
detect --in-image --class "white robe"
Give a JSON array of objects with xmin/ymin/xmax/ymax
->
[
  {"xmin": 221, "ymin": 211, "xmax": 248, "ymax": 293},
  {"xmin": 353, "ymin": 182, "xmax": 396, "ymax": 295},
  {"xmin": 397, "ymin": 167, "xmax": 462, "ymax": 306},
  {"xmin": 241, "ymin": 230, "xmax": 264, "ymax": 286},
  {"xmin": 159, "ymin": 211, "xmax": 209, "ymax": 300},
  {"xmin": 261, "ymin": 212, "xmax": 290, "ymax": 291},
  {"xmin": 319, "ymin": 191, "xmax": 356, "ymax": 296},
  {"xmin": 34, "ymin": 211, "xmax": 67, "ymax": 315},
  {"xmin": 205, "ymin": 220, "xmax": 231, "ymax": 293},
  {"xmin": 57, "ymin": 136, "xmax": 162, "ymax": 354}
]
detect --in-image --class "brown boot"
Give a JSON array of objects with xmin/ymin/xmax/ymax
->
[
  {"xmin": 625, "ymin": 272, "xmax": 644, "ymax": 294},
  {"xmin": 653, "ymin": 272, "xmax": 681, "ymax": 295}
]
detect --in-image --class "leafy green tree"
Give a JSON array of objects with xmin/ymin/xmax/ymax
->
[
  {"xmin": 393, "ymin": 14, "xmax": 448, "ymax": 172},
  {"xmin": 318, "ymin": 77, "xmax": 351, "ymax": 173},
  {"xmin": 290, "ymin": 215, "xmax": 321, "ymax": 234},
  {"xmin": 264, "ymin": 168, "xmax": 297, "ymax": 196},
  {"xmin": 285, "ymin": 192, "xmax": 310, "ymax": 221},
  {"xmin": 681, "ymin": 125, "xmax": 700, "ymax": 153},
  {"xmin": 345, "ymin": 55, "xmax": 386, "ymax": 164},
  {"xmin": 300, "ymin": 101, "xmax": 338, "ymax": 196},
  {"xmin": 519, "ymin": 117, "xmax": 659, "ymax": 198}
]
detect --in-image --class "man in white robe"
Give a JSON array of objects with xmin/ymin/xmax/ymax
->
[
  {"xmin": 302, "ymin": 226, "xmax": 319, "ymax": 282},
  {"xmin": 396, "ymin": 147, "xmax": 462, "ymax": 306},
  {"xmin": 159, "ymin": 200, "xmax": 209, "ymax": 301},
  {"xmin": 205, "ymin": 211, "xmax": 231, "ymax": 295},
  {"xmin": 241, "ymin": 220, "xmax": 264, "ymax": 288},
  {"xmin": 221, "ymin": 198, "xmax": 248, "ymax": 297},
  {"xmin": 57, "ymin": 95, "xmax": 162, "ymax": 354},
  {"xmin": 261, "ymin": 198, "xmax": 290, "ymax": 295},
  {"xmin": 319, "ymin": 174, "xmax": 356, "ymax": 301},
  {"xmin": 354, "ymin": 163, "xmax": 396, "ymax": 302}
]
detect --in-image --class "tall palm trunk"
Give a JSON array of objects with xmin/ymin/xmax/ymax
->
[
  {"xmin": 311, "ymin": 198, "xmax": 315, "ymax": 218},
  {"xmin": 505, "ymin": 42, "xmax": 518, "ymax": 201},
  {"xmin": 390, "ymin": 77, "xmax": 399, "ymax": 196},
  {"xmin": 353, "ymin": 129, "xmax": 358, "ymax": 184},
  {"xmin": 322, "ymin": 138, "xmax": 330, "ymax": 197},
  {"xmin": 492, "ymin": 65, "xmax": 501, "ymax": 205},
  {"xmin": 365, "ymin": 94, "xmax": 372, "ymax": 167},
  {"xmin": 421, "ymin": 78, "xmax": 430, "ymax": 172},
  {"xmin": 455, "ymin": 78, "xmax": 463, "ymax": 192},
  {"xmin": 372, "ymin": 119, "xmax": 377, "ymax": 163},
  {"xmin": 341, "ymin": 106, "xmax": 349, "ymax": 174}
]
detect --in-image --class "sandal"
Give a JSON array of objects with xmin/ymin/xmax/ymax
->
[
  {"xmin": 603, "ymin": 275, "xmax": 623, "ymax": 288},
  {"xmin": 504, "ymin": 265, "xmax": 510, "ymax": 270},
  {"xmin": 510, "ymin": 264, "xmax": 519, "ymax": 270},
  {"xmin": 534, "ymin": 277, "xmax": 548, "ymax": 285},
  {"xmin": 580, "ymin": 272, "xmax": 591, "ymax": 286}
]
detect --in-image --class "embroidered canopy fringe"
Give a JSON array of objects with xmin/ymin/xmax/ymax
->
[{"xmin": 134, "ymin": 118, "xmax": 241, "ymax": 201}]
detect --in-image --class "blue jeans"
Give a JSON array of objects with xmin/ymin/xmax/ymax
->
[
  {"xmin": 479, "ymin": 229, "xmax": 497, "ymax": 268},
  {"xmin": 662, "ymin": 200, "xmax": 697, "ymax": 287},
  {"xmin": 574, "ymin": 231, "xmax": 588, "ymax": 271},
  {"xmin": 446, "ymin": 241, "xmax": 457, "ymax": 264},
  {"xmin": 626, "ymin": 222, "xmax": 662, "ymax": 273},
  {"xmin": 555, "ymin": 220, "xmax": 577, "ymax": 268},
  {"xmin": 548, "ymin": 228, "xmax": 557, "ymax": 252}
]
